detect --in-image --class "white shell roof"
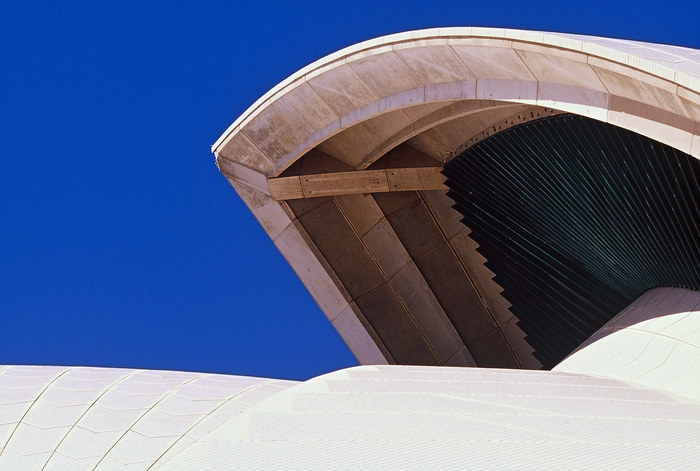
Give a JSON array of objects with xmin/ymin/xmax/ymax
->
[
  {"xmin": 0, "ymin": 366, "xmax": 296, "ymax": 469},
  {"xmin": 3, "ymin": 288, "xmax": 698, "ymax": 469},
  {"xmin": 3, "ymin": 364, "xmax": 698, "ymax": 470},
  {"xmin": 161, "ymin": 365, "xmax": 700, "ymax": 470},
  {"xmin": 555, "ymin": 288, "xmax": 700, "ymax": 401}
]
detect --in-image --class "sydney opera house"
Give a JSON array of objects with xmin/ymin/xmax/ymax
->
[{"xmin": 2, "ymin": 28, "xmax": 699, "ymax": 468}]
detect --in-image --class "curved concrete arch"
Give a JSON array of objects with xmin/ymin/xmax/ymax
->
[
  {"xmin": 213, "ymin": 28, "xmax": 700, "ymax": 371},
  {"xmin": 318, "ymin": 100, "xmax": 531, "ymax": 168},
  {"xmin": 356, "ymin": 101, "xmax": 560, "ymax": 166},
  {"xmin": 213, "ymin": 27, "xmax": 700, "ymax": 178}
]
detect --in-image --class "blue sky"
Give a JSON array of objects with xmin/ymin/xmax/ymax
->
[{"xmin": 1, "ymin": 1, "xmax": 698, "ymax": 381}]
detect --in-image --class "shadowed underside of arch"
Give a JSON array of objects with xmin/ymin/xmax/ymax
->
[{"xmin": 213, "ymin": 27, "xmax": 700, "ymax": 369}]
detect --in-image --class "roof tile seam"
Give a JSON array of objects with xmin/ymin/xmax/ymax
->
[
  {"xmin": 0, "ymin": 367, "xmax": 74, "ymax": 459},
  {"xmin": 245, "ymin": 390, "xmax": 682, "ymax": 403},
  {"xmin": 148, "ymin": 379, "xmax": 297, "ymax": 469},
  {"xmin": 41, "ymin": 370, "xmax": 138, "ymax": 470},
  {"xmin": 320, "ymin": 379, "xmax": 652, "ymax": 389},
  {"xmin": 594, "ymin": 326, "xmax": 700, "ymax": 349},
  {"xmin": 90, "ymin": 375, "xmax": 204, "ymax": 470},
  {"xmin": 225, "ymin": 408, "xmax": 700, "ymax": 423}
]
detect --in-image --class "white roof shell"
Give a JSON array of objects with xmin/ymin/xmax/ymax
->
[
  {"xmin": 0, "ymin": 367, "xmax": 296, "ymax": 469},
  {"xmin": 1, "ymin": 288, "xmax": 699, "ymax": 469}
]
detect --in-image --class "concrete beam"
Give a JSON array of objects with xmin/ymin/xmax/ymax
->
[{"xmin": 268, "ymin": 167, "xmax": 445, "ymax": 200}]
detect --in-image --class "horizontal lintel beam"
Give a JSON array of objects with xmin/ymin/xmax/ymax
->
[{"xmin": 268, "ymin": 167, "xmax": 445, "ymax": 200}]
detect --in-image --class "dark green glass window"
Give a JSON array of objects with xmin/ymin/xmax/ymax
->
[{"xmin": 444, "ymin": 114, "xmax": 700, "ymax": 368}]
